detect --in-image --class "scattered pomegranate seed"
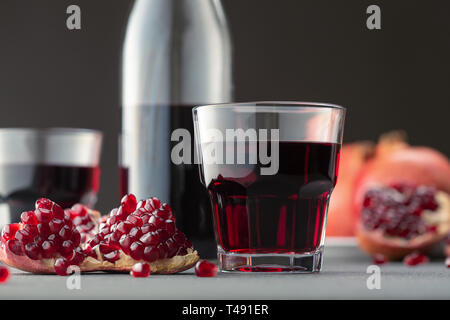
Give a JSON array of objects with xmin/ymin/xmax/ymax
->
[
  {"xmin": 54, "ymin": 258, "xmax": 70, "ymax": 276},
  {"xmin": 0, "ymin": 266, "xmax": 10, "ymax": 284},
  {"xmin": 372, "ymin": 254, "xmax": 388, "ymax": 265},
  {"xmin": 403, "ymin": 252, "xmax": 429, "ymax": 266},
  {"xmin": 445, "ymin": 257, "xmax": 450, "ymax": 268},
  {"xmin": 195, "ymin": 260, "xmax": 218, "ymax": 277},
  {"xmin": 130, "ymin": 263, "xmax": 151, "ymax": 278}
]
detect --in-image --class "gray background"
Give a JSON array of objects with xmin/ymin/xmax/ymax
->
[{"xmin": 0, "ymin": 0, "xmax": 449, "ymax": 213}]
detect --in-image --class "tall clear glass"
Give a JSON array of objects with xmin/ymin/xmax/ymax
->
[{"xmin": 193, "ymin": 102, "xmax": 346, "ymax": 272}]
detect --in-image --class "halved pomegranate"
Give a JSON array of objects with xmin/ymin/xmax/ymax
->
[
  {"xmin": 0, "ymin": 195, "xmax": 199, "ymax": 275},
  {"xmin": 354, "ymin": 133, "xmax": 450, "ymax": 259}
]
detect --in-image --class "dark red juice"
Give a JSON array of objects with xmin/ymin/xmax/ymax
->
[
  {"xmin": 203, "ymin": 141, "xmax": 340, "ymax": 254},
  {"xmin": 0, "ymin": 164, "xmax": 100, "ymax": 223}
]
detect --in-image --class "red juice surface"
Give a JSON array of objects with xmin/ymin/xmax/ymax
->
[{"xmin": 203, "ymin": 141, "xmax": 340, "ymax": 254}]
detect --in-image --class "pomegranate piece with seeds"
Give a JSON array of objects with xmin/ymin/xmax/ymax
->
[
  {"xmin": 130, "ymin": 262, "xmax": 151, "ymax": 278},
  {"xmin": 403, "ymin": 252, "xmax": 429, "ymax": 266},
  {"xmin": 195, "ymin": 260, "xmax": 218, "ymax": 277},
  {"xmin": 357, "ymin": 183, "xmax": 450, "ymax": 260},
  {"xmin": 0, "ymin": 195, "xmax": 199, "ymax": 276},
  {"xmin": 85, "ymin": 194, "xmax": 198, "ymax": 274},
  {"xmin": 0, "ymin": 198, "xmax": 88, "ymax": 275},
  {"xmin": 0, "ymin": 266, "xmax": 10, "ymax": 283}
]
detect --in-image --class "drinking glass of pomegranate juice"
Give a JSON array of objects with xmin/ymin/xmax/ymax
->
[
  {"xmin": 0, "ymin": 128, "xmax": 102, "ymax": 227},
  {"xmin": 193, "ymin": 102, "xmax": 345, "ymax": 272}
]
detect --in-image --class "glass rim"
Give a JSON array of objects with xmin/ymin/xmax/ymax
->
[
  {"xmin": 193, "ymin": 101, "xmax": 346, "ymax": 113},
  {"xmin": 0, "ymin": 127, "xmax": 102, "ymax": 138}
]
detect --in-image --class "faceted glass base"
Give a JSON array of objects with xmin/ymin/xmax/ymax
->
[{"xmin": 218, "ymin": 246, "xmax": 324, "ymax": 273}]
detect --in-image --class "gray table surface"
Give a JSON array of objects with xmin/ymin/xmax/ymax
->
[{"xmin": 1, "ymin": 245, "xmax": 449, "ymax": 300}]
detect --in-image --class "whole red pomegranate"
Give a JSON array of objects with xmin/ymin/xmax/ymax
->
[
  {"xmin": 354, "ymin": 133, "xmax": 450, "ymax": 259},
  {"xmin": 0, "ymin": 195, "xmax": 199, "ymax": 276}
]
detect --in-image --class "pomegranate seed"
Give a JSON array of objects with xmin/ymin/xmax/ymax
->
[
  {"xmin": 127, "ymin": 215, "xmax": 143, "ymax": 227},
  {"xmin": 52, "ymin": 204, "xmax": 65, "ymax": 219},
  {"xmin": 195, "ymin": 260, "xmax": 218, "ymax": 277},
  {"xmin": 104, "ymin": 250, "xmax": 121, "ymax": 262},
  {"xmin": 25, "ymin": 243, "xmax": 41, "ymax": 260},
  {"xmin": 141, "ymin": 215, "xmax": 151, "ymax": 225},
  {"xmin": 36, "ymin": 198, "xmax": 53, "ymax": 211},
  {"xmin": 121, "ymin": 194, "xmax": 137, "ymax": 214},
  {"xmin": 173, "ymin": 232, "xmax": 186, "ymax": 244},
  {"xmin": 143, "ymin": 246, "xmax": 160, "ymax": 262},
  {"xmin": 2, "ymin": 223, "xmax": 20, "ymax": 241},
  {"xmin": 149, "ymin": 198, "xmax": 161, "ymax": 209},
  {"xmin": 33, "ymin": 235, "xmax": 45, "ymax": 246},
  {"xmin": 446, "ymin": 257, "xmax": 450, "ymax": 268},
  {"xmin": 117, "ymin": 221, "xmax": 134, "ymax": 234},
  {"xmin": 15, "ymin": 230, "xmax": 32, "ymax": 244},
  {"xmin": 54, "ymin": 258, "xmax": 70, "ymax": 276},
  {"xmin": 66, "ymin": 250, "xmax": 85, "ymax": 265},
  {"xmin": 158, "ymin": 230, "xmax": 170, "ymax": 242},
  {"xmin": 58, "ymin": 225, "xmax": 72, "ymax": 240},
  {"xmin": 35, "ymin": 208, "xmax": 52, "ymax": 223},
  {"xmin": 403, "ymin": 252, "xmax": 429, "ymax": 266},
  {"xmin": 7, "ymin": 239, "xmax": 24, "ymax": 256},
  {"xmin": 166, "ymin": 220, "xmax": 176, "ymax": 234},
  {"xmin": 166, "ymin": 239, "xmax": 178, "ymax": 258},
  {"xmin": 140, "ymin": 232, "xmax": 160, "ymax": 246},
  {"xmin": 21, "ymin": 211, "xmax": 38, "ymax": 225},
  {"xmin": 149, "ymin": 216, "xmax": 165, "ymax": 229},
  {"xmin": 116, "ymin": 206, "xmax": 129, "ymax": 221},
  {"xmin": 119, "ymin": 234, "xmax": 134, "ymax": 255},
  {"xmin": 88, "ymin": 236, "xmax": 101, "ymax": 248},
  {"xmin": 156, "ymin": 209, "xmax": 171, "ymax": 220},
  {"xmin": 41, "ymin": 240, "xmax": 57, "ymax": 258},
  {"xmin": 157, "ymin": 242, "xmax": 169, "ymax": 259},
  {"xmin": 49, "ymin": 218, "xmax": 64, "ymax": 233},
  {"xmin": 99, "ymin": 243, "xmax": 117, "ymax": 254},
  {"xmin": 47, "ymin": 234, "xmax": 61, "ymax": 248},
  {"xmin": 0, "ymin": 266, "xmax": 10, "ymax": 284},
  {"xmin": 130, "ymin": 263, "xmax": 150, "ymax": 278},
  {"xmin": 72, "ymin": 230, "xmax": 81, "ymax": 247},
  {"xmin": 141, "ymin": 224, "xmax": 156, "ymax": 234},
  {"xmin": 129, "ymin": 227, "xmax": 143, "ymax": 239},
  {"xmin": 23, "ymin": 224, "xmax": 38, "ymax": 237},
  {"xmin": 37, "ymin": 223, "xmax": 50, "ymax": 238},
  {"xmin": 60, "ymin": 240, "xmax": 74, "ymax": 257},
  {"xmin": 177, "ymin": 247, "xmax": 188, "ymax": 256},
  {"xmin": 84, "ymin": 246, "xmax": 97, "ymax": 259},
  {"xmin": 372, "ymin": 254, "xmax": 388, "ymax": 265},
  {"xmin": 129, "ymin": 241, "xmax": 144, "ymax": 260}
]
